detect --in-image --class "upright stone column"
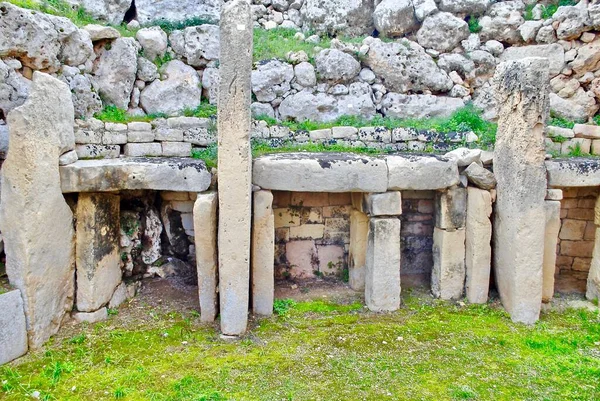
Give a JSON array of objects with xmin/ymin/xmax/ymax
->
[
  {"xmin": 432, "ymin": 186, "xmax": 466, "ymax": 300},
  {"xmin": 252, "ymin": 190, "xmax": 274, "ymax": 316},
  {"xmin": 349, "ymin": 209, "xmax": 369, "ymax": 290},
  {"xmin": 0, "ymin": 72, "xmax": 76, "ymax": 348},
  {"xmin": 76, "ymin": 193, "xmax": 121, "ymax": 312},
  {"xmin": 194, "ymin": 191, "xmax": 218, "ymax": 322},
  {"xmin": 465, "ymin": 187, "xmax": 492, "ymax": 304},
  {"xmin": 543, "ymin": 200, "xmax": 561, "ymax": 303},
  {"xmin": 217, "ymin": 0, "xmax": 253, "ymax": 336},
  {"xmin": 586, "ymin": 196, "xmax": 600, "ymax": 301},
  {"xmin": 493, "ymin": 58, "xmax": 549, "ymax": 324}
]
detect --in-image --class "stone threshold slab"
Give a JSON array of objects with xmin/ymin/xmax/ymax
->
[
  {"xmin": 60, "ymin": 157, "xmax": 212, "ymax": 193},
  {"xmin": 546, "ymin": 159, "xmax": 600, "ymax": 187},
  {"xmin": 252, "ymin": 152, "xmax": 459, "ymax": 192}
]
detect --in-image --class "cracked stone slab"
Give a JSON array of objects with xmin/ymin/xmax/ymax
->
[
  {"xmin": 386, "ymin": 154, "xmax": 459, "ymax": 190},
  {"xmin": 546, "ymin": 159, "xmax": 600, "ymax": 187},
  {"xmin": 60, "ymin": 157, "xmax": 212, "ymax": 193},
  {"xmin": 253, "ymin": 152, "xmax": 388, "ymax": 192}
]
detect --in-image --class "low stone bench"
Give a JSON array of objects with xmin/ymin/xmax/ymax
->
[
  {"xmin": 60, "ymin": 157, "xmax": 212, "ymax": 193},
  {"xmin": 252, "ymin": 152, "xmax": 459, "ymax": 192},
  {"xmin": 546, "ymin": 158, "xmax": 600, "ymax": 187}
]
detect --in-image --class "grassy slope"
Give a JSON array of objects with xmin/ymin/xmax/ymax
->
[{"xmin": 1, "ymin": 294, "xmax": 599, "ymax": 400}]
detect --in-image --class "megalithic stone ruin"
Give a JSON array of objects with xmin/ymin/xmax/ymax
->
[
  {"xmin": 492, "ymin": 58, "xmax": 549, "ymax": 324},
  {"xmin": 217, "ymin": 0, "xmax": 253, "ymax": 336}
]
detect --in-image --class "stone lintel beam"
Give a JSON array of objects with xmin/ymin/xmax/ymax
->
[{"xmin": 546, "ymin": 159, "xmax": 600, "ymax": 188}]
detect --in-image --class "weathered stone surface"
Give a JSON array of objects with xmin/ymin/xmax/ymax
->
[
  {"xmin": 417, "ymin": 12, "xmax": 469, "ymax": 53},
  {"xmin": 587, "ymin": 227, "xmax": 600, "ymax": 302},
  {"xmin": 364, "ymin": 38, "xmax": 453, "ymax": 94},
  {"xmin": 135, "ymin": 0, "xmax": 221, "ymax": 25},
  {"xmin": 439, "ymin": 0, "xmax": 491, "ymax": 15},
  {"xmin": 77, "ymin": 0, "xmax": 131, "ymax": 25},
  {"xmin": 301, "ymin": 0, "xmax": 374, "ymax": 36},
  {"xmin": 61, "ymin": 158, "xmax": 211, "ymax": 193},
  {"xmin": 549, "ymin": 91, "xmax": 598, "ymax": 122},
  {"xmin": 365, "ymin": 218, "xmax": 401, "ymax": 312},
  {"xmin": 444, "ymin": 148, "xmax": 481, "ymax": 167},
  {"xmin": 364, "ymin": 191, "xmax": 402, "ymax": 216},
  {"xmin": 0, "ymin": 72, "xmax": 75, "ymax": 348},
  {"xmin": 76, "ymin": 193, "xmax": 121, "ymax": 312},
  {"xmin": 478, "ymin": 0, "xmax": 525, "ymax": 44},
  {"xmin": 251, "ymin": 59, "xmax": 294, "ymax": 102},
  {"xmin": 432, "ymin": 227, "xmax": 466, "ymax": 300},
  {"xmin": 123, "ymin": 142, "xmax": 162, "ymax": 157},
  {"xmin": 136, "ymin": 27, "xmax": 168, "ymax": 60},
  {"xmin": 0, "ymin": 290, "xmax": 28, "ymax": 365},
  {"xmin": 500, "ymin": 44, "xmax": 565, "ymax": 77},
  {"xmin": 492, "ymin": 58, "xmax": 548, "ymax": 324},
  {"xmin": 570, "ymin": 38, "xmax": 600, "ymax": 78},
  {"xmin": 386, "ymin": 155, "xmax": 459, "ymax": 191},
  {"xmin": 93, "ymin": 37, "xmax": 138, "ymax": 109},
  {"xmin": 543, "ymin": 201, "xmax": 561, "ymax": 303},
  {"xmin": 315, "ymin": 49, "xmax": 360, "ymax": 82},
  {"xmin": 83, "ymin": 24, "xmax": 121, "ymax": 41},
  {"xmin": 72, "ymin": 307, "xmax": 108, "ymax": 324},
  {"xmin": 140, "ymin": 60, "xmax": 202, "ymax": 116},
  {"xmin": 435, "ymin": 186, "xmax": 467, "ymax": 230},
  {"xmin": 61, "ymin": 72, "xmax": 102, "ymax": 119},
  {"xmin": 381, "ymin": 93, "xmax": 464, "ymax": 119},
  {"xmin": 218, "ymin": 0, "xmax": 253, "ymax": 336},
  {"xmin": 252, "ymin": 190, "xmax": 275, "ymax": 316},
  {"xmin": 174, "ymin": 25, "xmax": 220, "ymax": 67},
  {"xmin": 349, "ymin": 209, "xmax": 369, "ymax": 290},
  {"xmin": 75, "ymin": 144, "xmax": 120, "ymax": 159},
  {"xmin": 253, "ymin": 153, "xmax": 388, "ymax": 192},
  {"xmin": 373, "ymin": 0, "xmax": 418, "ymax": 37},
  {"xmin": 465, "ymin": 188, "xmax": 492, "ymax": 304},
  {"xmin": 0, "ymin": 59, "xmax": 30, "ymax": 118},
  {"xmin": 546, "ymin": 159, "xmax": 600, "ymax": 187},
  {"xmin": 463, "ymin": 162, "xmax": 497, "ymax": 190},
  {"xmin": 194, "ymin": 191, "xmax": 218, "ymax": 323}
]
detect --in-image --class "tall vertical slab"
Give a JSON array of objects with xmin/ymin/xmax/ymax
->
[
  {"xmin": 0, "ymin": 72, "xmax": 76, "ymax": 348},
  {"xmin": 252, "ymin": 190, "xmax": 275, "ymax": 315},
  {"xmin": 349, "ymin": 209, "xmax": 369, "ymax": 290},
  {"xmin": 465, "ymin": 188, "xmax": 492, "ymax": 304},
  {"xmin": 194, "ymin": 191, "xmax": 219, "ymax": 322},
  {"xmin": 76, "ymin": 193, "xmax": 121, "ymax": 312},
  {"xmin": 217, "ymin": 0, "xmax": 253, "ymax": 336},
  {"xmin": 586, "ymin": 197, "xmax": 600, "ymax": 301},
  {"xmin": 493, "ymin": 58, "xmax": 549, "ymax": 324},
  {"xmin": 432, "ymin": 227, "xmax": 466, "ymax": 300},
  {"xmin": 542, "ymin": 200, "xmax": 561, "ymax": 303},
  {"xmin": 365, "ymin": 217, "xmax": 401, "ymax": 311}
]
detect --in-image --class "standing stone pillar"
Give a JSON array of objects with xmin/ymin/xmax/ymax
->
[
  {"xmin": 364, "ymin": 192, "xmax": 402, "ymax": 311},
  {"xmin": 217, "ymin": 0, "xmax": 253, "ymax": 336},
  {"xmin": 0, "ymin": 72, "xmax": 76, "ymax": 348},
  {"xmin": 349, "ymin": 209, "xmax": 369, "ymax": 290},
  {"xmin": 493, "ymin": 58, "xmax": 549, "ymax": 324},
  {"xmin": 252, "ymin": 190, "xmax": 274, "ymax": 315},
  {"xmin": 194, "ymin": 191, "xmax": 219, "ymax": 322},
  {"xmin": 543, "ymin": 200, "xmax": 561, "ymax": 303},
  {"xmin": 465, "ymin": 187, "xmax": 492, "ymax": 304},
  {"xmin": 586, "ymin": 196, "xmax": 600, "ymax": 301},
  {"xmin": 76, "ymin": 193, "xmax": 121, "ymax": 313},
  {"xmin": 432, "ymin": 186, "xmax": 466, "ymax": 300}
]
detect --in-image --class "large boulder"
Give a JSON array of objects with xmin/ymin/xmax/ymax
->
[
  {"xmin": 135, "ymin": 0, "xmax": 222, "ymax": 25},
  {"xmin": 140, "ymin": 60, "xmax": 202, "ymax": 116},
  {"xmin": 417, "ymin": 12, "xmax": 470, "ymax": 53},
  {"xmin": 569, "ymin": 38, "xmax": 600, "ymax": 78},
  {"xmin": 553, "ymin": 4, "xmax": 591, "ymax": 40},
  {"xmin": 77, "ymin": 0, "xmax": 131, "ymax": 25},
  {"xmin": 549, "ymin": 90, "xmax": 599, "ymax": 122},
  {"xmin": 364, "ymin": 38, "xmax": 453, "ymax": 93},
  {"xmin": 373, "ymin": 0, "xmax": 418, "ymax": 37},
  {"xmin": 0, "ymin": 2, "xmax": 94, "ymax": 72},
  {"xmin": 478, "ymin": 0, "xmax": 525, "ymax": 44},
  {"xmin": 0, "ymin": 60, "xmax": 30, "ymax": 118},
  {"xmin": 0, "ymin": 72, "xmax": 75, "ymax": 348},
  {"xmin": 381, "ymin": 93, "xmax": 465, "ymax": 119},
  {"xmin": 301, "ymin": 0, "xmax": 375, "ymax": 36},
  {"xmin": 170, "ymin": 25, "xmax": 220, "ymax": 67},
  {"xmin": 136, "ymin": 27, "xmax": 168, "ymax": 61},
  {"xmin": 439, "ymin": 0, "xmax": 491, "ymax": 15},
  {"xmin": 92, "ymin": 37, "xmax": 138, "ymax": 109},
  {"xmin": 500, "ymin": 44, "xmax": 565, "ymax": 77},
  {"xmin": 60, "ymin": 69, "xmax": 102, "ymax": 119},
  {"xmin": 315, "ymin": 49, "xmax": 361, "ymax": 82},
  {"xmin": 251, "ymin": 59, "xmax": 294, "ymax": 102}
]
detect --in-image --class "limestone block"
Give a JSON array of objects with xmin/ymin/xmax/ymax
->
[
  {"xmin": 543, "ymin": 201, "xmax": 561, "ymax": 303},
  {"xmin": 386, "ymin": 154, "xmax": 459, "ymax": 190},
  {"xmin": 162, "ymin": 142, "xmax": 192, "ymax": 157},
  {"xmin": 546, "ymin": 189, "xmax": 563, "ymax": 201},
  {"xmin": 194, "ymin": 191, "xmax": 219, "ymax": 322},
  {"xmin": 0, "ymin": 290, "xmax": 28, "ymax": 365},
  {"xmin": 364, "ymin": 191, "xmax": 402, "ymax": 216},
  {"xmin": 253, "ymin": 153, "xmax": 388, "ymax": 192},
  {"xmin": 463, "ymin": 162, "xmax": 497, "ymax": 190},
  {"xmin": 217, "ymin": 0, "xmax": 253, "ymax": 336},
  {"xmin": 435, "ymin": 186, "xmax": 467, "ymax": 230},
  {"xmin": 59, "ymin": 150, "xmax": 78, "ymax": 166},
  {"xmin": 286, "ymin": 240, "xmax": 318, "ymax": 278},
  {"xmin": 289, "ymin": 224, "xmax": 325, "ymax": 239},
  {"xmin": 432, "ymin": 227, "xmax": 466, "ymax": 300},
  {"xmin": 546, "ymin": 159, "xmax": 600, "ymax": 187},
  {"xmin": 76, "ymin": 193, "xmax": 121, "ymax": 312},
  {"xmin": 108, "ymin": 282, "xmax": 128, "ymax": 309},
  {"xmin": 365, "ymin": 218, "xmax": 401, "ymax": 311},
  {"xmin": 102, "ymin": 131, "xmax": 128, "ymax": 145},
  {"xmin": 349, "ymin": 209, "xmax": 369, "ymax": 290},
  {"xmin": 75, "ymin": 144, "xmax": 120, "ymax": 159},
  {"xmin": 127, "ymin": 130, "xmax": 155, "ymax": 143},
  {"xmin": 60, "ymin": 158, "xmax": 211, "ymax": 193},
  {"xmin": 492, "ymin": 58, "xmax": 548, "ymax": 324},
  {"xmin": 124, "ymin": 142, "xmax": 162, "ymax": 157},
  {"xmin": 72, "ymin": 308, "xmax": 108, "ymax": 324},
  {"xmin": 252, "ymin": 190, "xmax": 275, "ymax": 316},
  {"xmin": 586, "ymin": 228, "xmax": 600, "ymax": 302},
  {"xmin": 465, "ymin": 188, "xmax": 492, "ymax": 304},
  {"xmin": 0, "ymin": 72, "xmax": 75, "ymax": 348}
]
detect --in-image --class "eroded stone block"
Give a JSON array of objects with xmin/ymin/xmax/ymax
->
[
  {"xmin": 364, "ymin": 191, "xmax": 402, "ymax": 216},
  {"xmin": 435, "ymin": 186, "xmax": 467, "ymax": 230}
]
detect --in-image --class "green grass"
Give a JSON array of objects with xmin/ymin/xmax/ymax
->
[
  {"xmin": 93, "ymin": 105, "xmax": 168, "ymax": 123},
  {"xmin": 568, "ymin": 142, "xmax": 589, "ymax": 157},
  {"xmin": 153, "ymin": 52, "xmax": 173, "ymax": 69},
  {"xmin": 467, "ymin": 17, "xmax": 481, "ymax": 34},
  {"xmin": 593, "ymin": 114, "xmax": 600, "ymax": 126},
  {"xmin": 549, "ymin": 115, "xmax": 576, "ymax": 129},
  {"xmin": 183, "ymin": 102, "xmax": 217, "ymax": 119},
  {"xmin": 1, "ymin": 294, "xmax": 599, "ymax": 400},
  {"xmin": 253, "ymin": 28, "xmax": 333, "ymax": 63},
  {"xmin": 524, "ymin": 0, "xmax": 579, "ymax": 20}
]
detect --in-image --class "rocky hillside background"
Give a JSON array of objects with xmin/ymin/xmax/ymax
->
[{"xmin": 2, "ymin": 0, "xmax": 600, "ymax": 137}]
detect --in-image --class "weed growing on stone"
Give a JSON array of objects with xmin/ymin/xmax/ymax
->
[
  {"xmin": 153, "ymin": 52, "xmax": 173, "ymax": 69},
  {"xmin": 524, "ymin": 0, "xmax": 579, "ymax": 20},
  {"xmin": 191, "ymin": 144, "xmax": 218, "ymax": 168},
  {"xmin": 549, "ymin": 115, "xmax": 576, "ymax": 129},
  {"xmin": 253, "ymin": 28, "xmax": 331, "ymax": 62},
  {"xmin": 467, "ymin": 17, "xmax": 481, "ymax": 33},
  {"xmin": 93, "ymin": 105, "xmax": 167, "ymax": 123},
  {"xmin": 152, "ymin": 17, "xmax": 217, "ymax": 33},
  {"xmin": 568, "ymin": 142, "xmax": 587, "ymax": 157},
  {"xmin": 183, "ymin": 102, "xmax": 217, "ymax": 119}
]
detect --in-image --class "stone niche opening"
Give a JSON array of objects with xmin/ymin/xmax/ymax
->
[
  {"xmin": 271, "ymin": 190, "xmax": 434, "ymax": 292},
  {"xmin": 554, "ymin": 187, "xmax": 598, "ymax": 294}
]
